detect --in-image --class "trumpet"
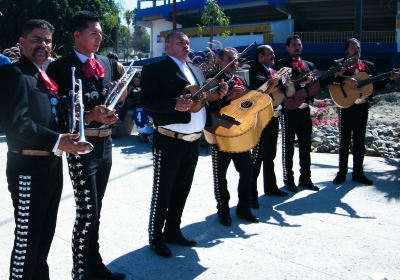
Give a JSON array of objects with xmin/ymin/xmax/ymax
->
[
  {"xmin": 69, "ymin": 67, "xmax": 94, "ymax": 154},
  {"xmin": 104, "ymin": 61, "xmax": 137, "ymax": 110}
]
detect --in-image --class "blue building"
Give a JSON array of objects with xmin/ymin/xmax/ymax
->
[{"xmin": 135, "ymin": 0, "xmax": 398, "ymax": 69}]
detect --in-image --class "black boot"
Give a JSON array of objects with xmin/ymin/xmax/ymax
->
[
  {"xmin": 352, "ymin": 173, "xmax": 373, "ymax": 185},
  {"xmin": 333, "ymin": 172, "xmax": 347, "ymax": 184}
]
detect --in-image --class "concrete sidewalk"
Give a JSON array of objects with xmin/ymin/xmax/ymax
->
[{"xmin": 0, "ymin": 133, "xmax": 399, "ymax": 280}]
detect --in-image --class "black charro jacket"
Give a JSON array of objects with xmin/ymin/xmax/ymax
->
[
  {"xmin": 0, "ymin": 55, "xmax": 63, "ymax": 151},
  {"xmin": 140, "ymin": 56, "xmax": 207, "ymax": 127}
]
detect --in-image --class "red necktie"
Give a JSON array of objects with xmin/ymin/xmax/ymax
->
[
  {"xmin": 291, "ymin": 58, "xmax": 305, "ymax": 72},
  {"xmin": 82, "ymin": 58, "xmax": 105, "ymax": 79},
  {"xmin": 40, "ymin": 71, "xmax": 58, "ymax": 96}
]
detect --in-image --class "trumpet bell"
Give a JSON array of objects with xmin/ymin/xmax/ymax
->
[{"xmin": 77, "ymin": 141, "xmax": 94, "ymax": 154}]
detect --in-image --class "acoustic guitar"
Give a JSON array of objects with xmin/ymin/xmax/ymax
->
[
  {"xmin": 204, "ymin": 90, "xmax": 273, "ymax": 153},
  {"xmin": 257, "ymin": 67, "xmax": 292, "ymax": 107},
  {"xmin": 284, "ymin": 58, "xmax": 356, "ymax": 110},
  {"xmin": 329, "ymin": 68, "xmax": 398, "ymax": 108}
]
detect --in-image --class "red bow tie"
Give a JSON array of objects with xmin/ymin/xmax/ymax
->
[
  {"xmin": 268, "ymin": 68, "xmax": 276, "ymax": 77},
  {"xmin": 348, "ymin": 61, "xmax": 365, "ymax": 73},
  {"xmin": 82, "ymin": 58, "xmax": 105, "ymax": 79},
  {"xmin": 40, "ymin": 71, "xmax": 58, "ymax": 96},
  {"xmin": 291, "ymin": 58, "xmax": 305, "ymax": 72}
]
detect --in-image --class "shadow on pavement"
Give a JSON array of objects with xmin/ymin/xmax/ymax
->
[
  {"xmin": 108, "ymin": 213, "xmax": 255, "ymax": 280},
  {"xmin": 275, "ymin": 180, "xmax": 376, "ymax": 219}
]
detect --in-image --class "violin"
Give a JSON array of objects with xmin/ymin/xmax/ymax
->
[{"xmin": 182, "ymin": 79, "xmax": 234, "ymax": 112}]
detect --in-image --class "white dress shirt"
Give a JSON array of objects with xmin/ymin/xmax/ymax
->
[{"xmin": 160, "ymin": 56, "xmax": 206, "ymax": 134}]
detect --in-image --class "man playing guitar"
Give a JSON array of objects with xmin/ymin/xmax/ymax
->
[
  {"xmin": 249, "ymin": 45, "xmax": 288, "ymax": 209},
  {"xmin": 330, "ymin": 38, "xmax": 399, "ymax": 185},
  {"xmin": 275, "ymin": 35, "xmax": 319, "ymax": 193}
]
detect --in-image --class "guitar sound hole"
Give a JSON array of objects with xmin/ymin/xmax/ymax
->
[{"xmin": 241, "ymin": 101, "xmax": 253, "ymax": 109}]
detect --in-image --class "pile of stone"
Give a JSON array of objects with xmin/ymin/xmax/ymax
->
[
  {"xmin": 309, "ymin": 123, "xmax": 400, "ymax": 159},
  {"xmin": 307, "ymin": 94, "xmax": 400, "ymax": 159}
]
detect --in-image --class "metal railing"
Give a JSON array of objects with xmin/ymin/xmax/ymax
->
[
  {"xmin": 138, "ymin": 0, "xmax": 186, "ymax": 9},
  {"xmin": 294, "ymin": 31, "xmax": 395, "ymax": 43}
]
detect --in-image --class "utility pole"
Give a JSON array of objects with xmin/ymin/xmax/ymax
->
[
  {"xmin": 172, "ymin": 0, "xmax": 177, "ymax": 30},
  {"xmin": 354, "ymin": 0, "xmax": 363, "ymax": 40}
]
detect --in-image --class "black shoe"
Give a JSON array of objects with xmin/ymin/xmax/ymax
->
[
  {"xmin": 352, "ymin": 173, "xmax": 373, "ymax": 185},
  {"xmin": 284, "ymin": 182, "xmax": 298, "ymax": 193},
  {"xmin": 298, "ymin": 181, "xmax": 319, "ymax": 191},
  {"xmin": 150, "ymin": 242, "xmax": 172, "ymax": 258},
  {"xmin": 217, "ymin": 212, "xmax": 232, "ymax": 226},
  {"xmin": 236, "ymin": 208, "xmax": 259, "ymax": 223},
  {"xmin": 333, "ymin": 172, "xmax": 346, "ymax": 184},
  {"xmin": 164, "ymin": 233, "xmax": 197, "ymax": 247},
  {"xmin": 92, "ymin": 267, "xmax": 126, "ymax": 280},
  {"xmin": 265, "ymin": 188, "xmax": 288, "ymax": 197},
  {"xmin": 250, "ymin": 198, "xmax": 259, "ymax": 209}
]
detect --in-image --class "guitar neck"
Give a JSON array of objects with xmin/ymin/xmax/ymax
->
[
  {"xmin": 357, "ymin": 71, "xmax": 391, "ymax": 88},
  {"xmin": 205, "ymin": 80, "xmax": 235, "ymax": 96}
]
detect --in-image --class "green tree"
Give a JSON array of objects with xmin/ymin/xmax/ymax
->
[
  {"xmin": 0, "ymin": 0, "xmax": 120, "ymax": 55},
  {"xmin": 119, "ymin": 24, "xmax": 132, "ymax": 61},
  {"xmin": 132, "ymin": 26, "xmax": 150, "ymax": 54},
  {"xmin": 199, "ymin": 0, "xmax": 230, "ymax": 49}
]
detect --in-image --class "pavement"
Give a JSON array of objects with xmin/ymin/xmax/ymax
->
[{"xmin": 0, "ymin": 132, "xmax": 399, "ymax": 280}]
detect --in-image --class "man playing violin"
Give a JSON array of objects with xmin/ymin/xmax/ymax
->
[
  {"xmin": 140, "ymin": 31, "xmax": 228, "ymax": 257},
  {"xmin": 249, "ymin": 45, "xmax": 288, "ymax": 208},
  {"xmin": 275, "ymin": 35, "xmax": 319, "ymax": 193},
  {"xmin": 331, "ymin": 38, "xmax": 400, "ymax": 185},
  {"xmin": 208, "ymin": 47, "xmax": 260, "ymax": 226}
]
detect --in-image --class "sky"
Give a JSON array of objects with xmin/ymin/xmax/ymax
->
[{"xmin": 121, "ymin": 0, "xmax": 137, "ymax": 11}]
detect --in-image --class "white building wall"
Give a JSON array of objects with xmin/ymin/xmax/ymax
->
[{"xmin": 150, "ymin": 19, "xmax": 182, "ymax": 57}]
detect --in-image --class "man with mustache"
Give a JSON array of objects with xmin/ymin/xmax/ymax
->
[
  {"xmin": 249, "ymin": 45, "xmax": 288, "ymax": 208},
  {"xmin": 47, "ymin": 11, "xmax": 125, "ymax": 280},
  {"xmin": 331, "ymin": 38, "xmax": 399, "ymax": 185},
  {"xmin": 275, "ymin": 35, "xmax": 319, "ymax": 193},
  {"xmin": 0, "ymin": 19, "xmax": 88, "ymax": 280}
]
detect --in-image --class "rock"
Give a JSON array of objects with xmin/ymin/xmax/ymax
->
[
  {"xmin": 370, "ymin": 129, "xmax": 379, "ymax": 138},
  {"xmin": 366, "ymin": 148, "xmax": 380, "ymax": 157},
  {"xmin": 364, "ymin": 132, "xmax": 375, "ymax": 145},
  {"xmin": 317, "ymin": 145, "xmax": 330, "ymax": 153},
  {"xmin": 375, "ymin": 140, "xmax": 385, "ymax": 147}
]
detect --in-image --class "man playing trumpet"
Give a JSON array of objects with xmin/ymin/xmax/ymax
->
[{"xmin": 47, "ymin": 11, "xmax": 125, "ymax": 280}]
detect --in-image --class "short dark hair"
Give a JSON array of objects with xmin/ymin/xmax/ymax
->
[
  {"xmin": 285, "ymin": 34, "xmax": 301, "ymax": 46},
  {"xmin": 21, "ymin": 19, "xmax": 54, "ymax": 37},
  {"xmin": 69, "ymin": 11, "xmax": 100, "ymax": 33},
  {"xmin": 218, "ymin": 47, "xmax": 238, "ymax": 60},
  {"xmin": 165, "ymin": 31, "xmax": 187, "ymax": 43},
  {"xmin": 345, "ymin": 38, "xmax": 360, "ymax": 50},
  {"xmin": 107, "ymin": 52, "xmax": 118, "ymax": 60}
]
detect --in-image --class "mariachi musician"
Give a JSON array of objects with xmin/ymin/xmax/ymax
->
[
  {"xmin": 249, "ymin": 45, "xmax": 288, "ymax": 209},
  {"xmin": 47, "ymin": 11, "xmax": 125, "ymax": 280},
  {"xmin": 275, "ymin": 35, "xmax": 320, "ymax": 193},
  {"xmin": 330, "ymin": 38, "xmax": 399, "ymax": 185},
  {"xmin": 140, "ymin": 31, "xmax": 228, "ymax": 258},
  {"xmin": 0, "ymin": 19, "xmax": 88, "ymax": 280},
  {"xmin": 208, "ymin": 47, "xmax": 259, "ymax": 226}
]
